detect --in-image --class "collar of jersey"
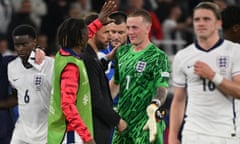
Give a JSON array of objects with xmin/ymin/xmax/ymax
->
[
  {"xmin": 194, "ymin": 38, "xmax": 224, "ymax": 52},
  {"xmin": 129, "ymin": 42, "xmax": 153, "ymax": 54},
  {"xmin": 60, "ymin": 48, "xmax": 81, "ymax": 59}
]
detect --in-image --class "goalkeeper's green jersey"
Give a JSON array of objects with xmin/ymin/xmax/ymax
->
[{"xmin": 112, "ymin": 43, "xmax": 170, "ymax": 144}]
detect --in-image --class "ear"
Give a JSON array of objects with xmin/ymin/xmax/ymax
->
[
  {"xmin": 233, "ymin": 24, "xmax": 240, "ymax": 32},
  {"xmin": 145, "ymin": 23, "xmax": 152, "ymax": 34},
  {"xmin": 32, "ymin": 39, "xmax": 37, "ymax": 47},
  {"xmin": 218, "ymin": 20, "xmax": 222, "ymax": 29}
]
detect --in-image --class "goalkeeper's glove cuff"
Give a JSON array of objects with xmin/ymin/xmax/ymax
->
[{"xmin": 151, "ymin": 99, "xmax": 161, "ymax": 108}]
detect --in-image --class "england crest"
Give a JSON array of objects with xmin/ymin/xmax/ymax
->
[
  {"xmin": 136, "ymin": 61, "xmax": 147, "ymax": 72},
  {"xmin": 216, "ymin": 56, "xmax": 229, "ymax": 69},
  {"xmin": 34, "ymin": 74, "xmax": 44, "ymax": 90}
]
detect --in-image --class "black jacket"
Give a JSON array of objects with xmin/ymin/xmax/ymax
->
[{"xmin": 80, "ymin": 45, "xmax": 120, "ymax": 144}]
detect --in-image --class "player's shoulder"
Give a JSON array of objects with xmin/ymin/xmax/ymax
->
[
  {"xmin": 43, "ymin": 56, "xmax": 54, "ymax": 69},
  {"xmin": 223, "ymin": 39, "xmax": 240, "ymax": 48},
  {"xmin": 150, "ymin": 43, "xmax": 167, "ymax": 55},
  {"xmin": 8, "ymin": 57, "xmax": 21, "ymax": 68},
  {"xmin": 44, "ymin": 56, "xmax": 54, "ymax": 63},
  {"xmin": 175, "ymin": 43, "xmax": 194, "ymax": 59},
  {"xmin": 220, "ymin": 40, "xmax": 240, "ymax": 55},
  {"xmin": 118, "ymin": 44, "xmax": 131, "ymax": 51},
  {"xmin": 149, "ymin": 45, "xmax": 169, "ymax": 63},
  {"xmin": 117, "ymin": 44, "xmax": 132, "ymax": 55}
]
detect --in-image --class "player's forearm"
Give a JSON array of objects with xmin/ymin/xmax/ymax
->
[
  {"xmin": 152, "ymin": 87, "xmax": 168, "ymax": 105},
  {"xmin": 169, "ymin": 97, "xmax": 185, "ymax": 141},
  {"xmin": 109, "ymin": 79, "xmax": 119, "ymax": 99},
  {"xmin": 217, "ymin": 77, "xmax": 240, "ymax": 99},
  {"xmin": 169, "ymin": 87, "xmax": 186, "ymax": 141}
]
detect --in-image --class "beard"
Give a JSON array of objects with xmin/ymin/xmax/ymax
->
[{"xmin": 96, "ymin": 39, "xmax": 108, "ymax": 50}]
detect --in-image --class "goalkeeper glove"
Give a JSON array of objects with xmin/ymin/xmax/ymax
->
[
  {"xmin": 143, "ymin": 104, "xmax": 158, "ymax": 143},
  {"xmin": 156, "ymin": 108, "xmax": 167, "ymax": 121}
]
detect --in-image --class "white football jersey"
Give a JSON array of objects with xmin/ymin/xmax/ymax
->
[
  {"xmin": 172, "ymin": 40, "xmax": 240, "ymax": 138},
  {"xmin": 236, "ymin": 99, "xmax": 240, "ymax": 137},
  {"xmin": 8, "ymin": 55, "xmax": 54, "ymax": 143},
  {"xmin": 97, "ymin": 51, "xmax": 112, "ymax": 74}
]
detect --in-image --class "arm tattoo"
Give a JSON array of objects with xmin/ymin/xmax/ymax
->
[{"xmin": 154, "ymin": 87, "xmax": 168, "ymax": 105}]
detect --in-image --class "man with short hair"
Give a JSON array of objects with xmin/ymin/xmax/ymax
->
[
  {"xmin": 81, "ymin": 13, "xmax": 127, "ymax": 144},
  {"xmin": 99, "ymin": 11, "xmax": 128, "ymax": 80},
  {"xmin": 110, "ymin": 9, "xmax": 170, "ymax": 144},
  {"xmin": 169, "ymin": 2, "xmax": 240, "ymax": 144},
  {"xmin": 8, "ymin": 24, "xmax": 54, "ymax": 144}
]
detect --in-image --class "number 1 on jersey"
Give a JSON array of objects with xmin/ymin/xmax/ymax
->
[{"xmin": 126, "ymin": 75, "xmax": 130, "ymax": 90}]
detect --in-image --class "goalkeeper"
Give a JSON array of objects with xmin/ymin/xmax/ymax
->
[{"xmin": 109, "ymin": 9, "xmax": 170, "ymax": 144}]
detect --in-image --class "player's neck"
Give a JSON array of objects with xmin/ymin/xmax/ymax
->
[
  {"xmin": 72, "ymin": 47, "xmax": 82, "ymax": 55},
  {"xmin": 197, "ymin": 34, "xmax": 220, "ymax": 50},
  {"xmin": 133, "ymin": 39, "xmax": 150, "ymax": 52},
  {"xmin": 21, "ymin": 58, "xmax": 32, "ymax": 69}
]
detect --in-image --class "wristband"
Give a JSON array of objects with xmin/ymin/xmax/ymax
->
[
  {"xmin": 151, "ymin": 99, "xmax": 161, "ymax": 108},
  {"xmin": 212, "ymin": 73, "xmax": 223, "ymax": 86}
]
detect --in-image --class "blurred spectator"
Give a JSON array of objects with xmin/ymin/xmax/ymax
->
[
  {"xmin": 7, "ymin": 0, "xmax": 36, "ymax": 51},
  {"xmin": 126, "ymin": 0, "xmax": 164, "ymax": 40},
  {"xmin": 77, "ymin": 0, "xmax": 91, "ymax": 14},
  {"xmin": 155, "ymin": 0, "xmax": 173, "ymax": 22},
  {"xmin": 0, "ymin": 0, "xmax": 13, "ymax": 35},
  {"xmin": 162, "ymin": 3, "xmax": 192, "ymax": 55},
  {"xmin": 90, "ymin": 0, "xmax": 105, "ymax": 12},
  {"xmin": 68, "ymin": 2, "xmax": 83, "ymax": 19},
  {"xmin": 41, "ymin": 0, "xmax": 71, "ymax": 57},
  {"xmin": 11, "ymin": 0, "xmax": 47, "ymax": 30},
  {"xmin": 0, "ymin": 34, "xmax": 14, "ymax": 56}
]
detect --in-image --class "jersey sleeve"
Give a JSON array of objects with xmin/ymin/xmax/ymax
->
[
  {"xmin": 172, "ymin": 52, "xmax": 186, "ymax": 87},
  {"xmin": 88, "ymin": 19, "xmax": 102, "ymax": 39},
  {"xmin": 155, "ymin": 53, "xmax": 170, "ymax": 88},
  {"xmin": 60, "ymin": 64, "xmax": 92, "ymax": 142},
  {"xmin": 232, "ymin": 44, "xmax": 240, "ymax": 77},
  {"xmin": 7, "ymin": 61, "xmax": 16, "ymax": 89}
]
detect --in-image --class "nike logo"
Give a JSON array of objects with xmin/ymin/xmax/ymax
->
[
  {"xmin": 13, "ymin": 78, "xmax": 19, "ymax": 82},
  {"xmin": 118, "ymin": 63, "xmax": 123, "ymax": 67},
  {"xmin": 187, "ymin": 65, "xmax": 193, "ymax": 69}
]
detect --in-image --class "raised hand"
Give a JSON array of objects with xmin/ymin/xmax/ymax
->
[{"xmin": 98, "ymin": 0, "xmax": 117, "ymax": 25}]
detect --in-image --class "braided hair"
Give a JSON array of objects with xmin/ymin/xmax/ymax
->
[{"xmin": 57, "ymin": 18, "xmax": 88, "ymax": 49}]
